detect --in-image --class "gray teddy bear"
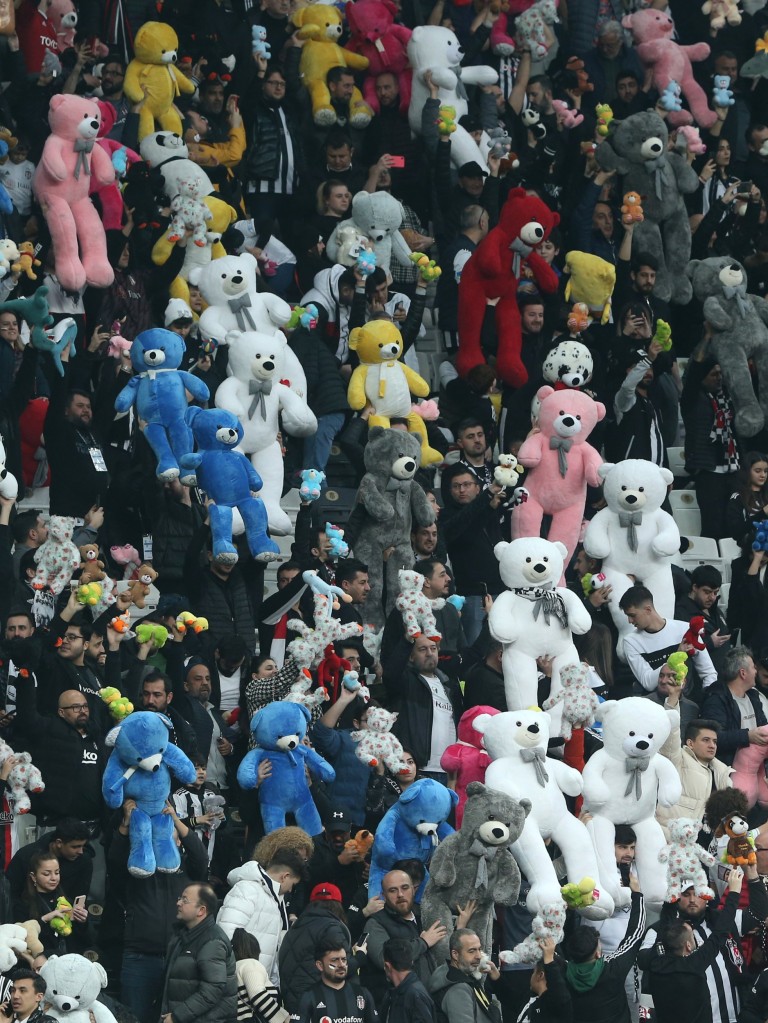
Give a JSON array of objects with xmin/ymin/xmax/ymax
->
[
  {"xmin": 687, "ymin": 255, "xmax": 768, "ymax": 437},
  {"xmin": 421, "ymin": 781, "xmax": 530, "ymax": 959},
  {"xmin": 352, "ymin": 428, "xmax": 435, "ymax": 629},
  {"xmin": 596, "ymin": 110, "xmax": 698, "ymax": 305}
]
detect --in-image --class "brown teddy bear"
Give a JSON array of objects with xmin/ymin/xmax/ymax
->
[
  {"xmin": 127, "ymin": 564, "xmax": 158, "ymax": 608},
  {"xmin": 78, "ymin": 544, "xmax": 105, "ymax": 583}
]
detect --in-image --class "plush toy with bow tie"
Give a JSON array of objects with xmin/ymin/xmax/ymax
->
[
  {"xmin": 583, "ymin": 697, "xmax": 681, "ymax": 909},
  {"xmin": 421, "ymin": 782, "xmax": 528, "ymax": 958}
]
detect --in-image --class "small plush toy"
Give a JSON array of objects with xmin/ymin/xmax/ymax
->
[
  {"xmin": 595, "ymin": 103, "xmax": 614, "ymax": 136},
  {"xmin": 561, "ymin": 878, "xmax": 599, "ymax": 910},
  {"xmin": 175, "ymin": 612, "xmax": 208, "ymax": 635},
  {"xmin": 100, "ymin": 686, "xmax": 134, "ymax": 721},
  {"xmin": 683, "ymin": 615, "xmax": 707, "ymax": 651},
  {"xmin": 621, "ymin": 192, "xmax": 644, "ymax": 225},
  {"xmin": 494, "ymin": 452, "xmax": 526, "ymax": 490},
  {"xmin": 123, "ymin": 22, "xmax": 196, "ymax": 139},
  {"xmin": 351, "ymin": 707, "xmax": 409, "ymax": 774},
  {"xmin": 77, "ymin": 582, "xmax": 102, "ymax": 607},
  {"xmin": 712, "ymin": 74, "xmax": 735, "ymax": 106},
  {"xmin": 109, "ymin": 612, "xmax": 131, "ymax": 634},
  {"xmin": 33, "ymin": 516, "xmax": 80, "ymax": 595},
  {"xmin": 135, "ymin": 623, "xmax": 168, "ymax": 648},
  {"xmin": 369, "ymin": 778, "xmax": 458, "ymax": 898},
  {"xmin": 539, "ymin": 339, "xmax": 593, "ymax": 393},
  {"xmin": 357, "ymin": 248, "xmax": 377, "ymax": 277},
  {"xmin": 50, "ymin": 898, "xmax": 73, "ymax": 937},
  {"xmin": 660, "ymin": 79, "xmax": 683, "ymax": 112},
  {"xmin": 581, "ymin": 572, "xmax": 608, "ymax": 598},
  {"xmin": 78, "ymin": 544, "xmax": 105, "ymax": 583},
  {"xmin": 676, "ymin": 125, "xmax": 707, "ymax": 155},
  {"xmin": 251, "ymin": 24, "xmax": 271, "ymax": 59},
  {"xmin": 102, "ymin": 712, "xmax": 196, "ymax": 876},
  {"xmin": 702, "ymin": 0, "xmax": 742, "ymax": 31},
  {"xmin": 345, "ymin": 829, "xmax": 374, "ymax": 858},
  {"xmin": 325, "ymin": 522, "xmax": 349, "ymax": 559},
  {"xmin": 115, "ymin": 328, "xmax": 210, "ymax": 481},
  {"xmin": 299, "ymin": 469, "xmax": 325, "ymax": 501},
  {"xmin": 567, "ymin": 303, "xmax": 591, "ymax": 335},
  {"xmin": 126, "ymin": 564, "xmax": 158, "ymax": 609},
  {"xmin": 421, "ymin": 782, "xmax": 527, "ymax": 957},
  {"xmin": 564, "ymin": 57, "xmax": 594, "ymax": 95},
  {"xmin": 395, "ymin": 569, "xmax": 442, "ymax": 642},
  {"xmin": 238, "ymin": 701, "xmax": 336, "ymax": 834},
  {"xmin": 285, "ymin": 669, "xmax": 329, "ymax": 713},
  {"xmin": 487, "ymin": 126, "xmax": 515, "ymax": 160},
  {"xmin": 660, "ymin": 817, "xmax": 716, "ymax": 902},
  {"xmin": 564, "ymin": 251, "xmax": 616, "ymax": 325},
  {"xmin": 653, "ymin": 319, "xmax": 673, "ymax": 351},
  {"xmin": 303, "ymin": 571, "xmax": 352, "ymax": 616},
  {"xmin": 516, "ymin": 0, "xmax": 558, "ymax": 58},
  {"xmin": 167, "ymin": 177, "xmax": 213, "ymax": 248},
  {"xmin": 542, "ymin": 662, "xmax": 601, "ymax": 741},
  {"xmin": 666, "ymin": 651, "xmax": 689, "ymax": 685},
  {"xmin": 111, "ymin": 544, "xmax": 141, "ymax": 579},
  {"xmin": 41, "ymin": 953, "xmax": 119, "ymax": 1023},
  {"xmin": 753, "ymin": 520, "xmax": 768, "ymax": 551},
  {"xmin": 0, "ymin": 740, "xmax": 44, "ymax": 813},
  {"xmin": 107, "ymin": 332, "xmax": 131, "ymax": 359},
  {"xmin": 0, "ymin": 239, "xmax": 18, "ymax": 278},
  {"xmin": 552, "ymin": 99, "xmax": 584, "ymax": 128},
  {"xmin": 342, "ymin": 670, "xmax": 371, "ymax": 704},
  {"xmin": 437, "ymin": 106, "xmax": 457, "ymax": 136},
  {"xmin": 286, "ymin": 304, "xmax": 319, "ymax": 331},
  {"xmin": 410, "ymin": 252, "xmax": 441, "ymax": 283},
  {"xmin": 181, "ymin": 406, "xmax": 280, "ymax": 564},
  {"xmin": 440, "ymin": 707, "xmax": 499, "ymax": 827},
  {"xmin": 721, "ymin": 813, "xmax": 756, "ymax": 865},
  {"xmin": 500, "ymin": 901, "xmax": 567, "ymax": 964}
]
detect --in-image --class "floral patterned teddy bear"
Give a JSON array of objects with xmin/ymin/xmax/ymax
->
[
  {"xmin": 395, "ymin": 569, "xmax": 442, "ymax": 642},
  {"xmin": 33, "ymin": 515, "xmax": 81, "ymax": 595},
  {"xmin": 542, "ymin": 662, "xmax": 600, "ymax": 740},
  {"xmin": 167, "ymin": 176, "xmax": 213, "ymax": 248},
  {"xmin": 659, "ymin": 817, "xmax": 716, "ymax": 902},
  {"xmin": 0, "ymin": 741, "xmax": 44, "ymax": 814},
  {"xmin": 351, "ymin": 707, "xmax": 409, "ymax": 774}
]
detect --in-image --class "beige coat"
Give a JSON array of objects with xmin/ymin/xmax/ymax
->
[{"xmin": 658, "ymin": 715, "xmax": 733, "ymax": 833}]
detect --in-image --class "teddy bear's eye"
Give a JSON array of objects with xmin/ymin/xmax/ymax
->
[
  {"xmin": 639, "ymin": 487, "xmax": 644, "ymax": 492},
  {"xmin": 576, "ymin": 415, "xmax": 581, "ymax": 421},
  {"xmin": 543, "ymin": 557, "xmax": 548, "ymax": 561},
  {"xmin": 629, "ymin": 731, "xmax": 635, "ymax": 737},
  {"xmin": 221, "ymin": 274, "xmax": 226, "ymax": 279},
  {"xmin": 559, "ymin": 410, "xmax": 564, "ymax": 415},
  {"xmin": 648, "ymin": 733, "xmax": 654, "ymax": 739},
  {"xmin": 621, "ymin": 485, "xmax": 627, "ymax": 491},
  {"xmin": 515, "ymin": 721, "xmax": 522, "ymax": 727},
  {"xmin": 136, "ymin": 755, "xmax": 142, "ymax": 762},
  {"xmin": 525, "ymin": 557, "xmax": 531, "ymax": 563}
]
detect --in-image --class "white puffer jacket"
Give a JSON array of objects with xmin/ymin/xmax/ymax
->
[{"xmin": 217, "ymin": 862, "xmax": 288, "ymax": 985}]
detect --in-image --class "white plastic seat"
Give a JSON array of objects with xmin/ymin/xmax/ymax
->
[
  {"xmin": 719, "ymin": 582, "xmax": 730, "ymax": 613},
  {"xmin": 667, "ymin": 446, "xmax": 687, "ymax": 479},
  {"xmin": 718, "ymin": 538, "xmax": 740, "ymax": 583}
]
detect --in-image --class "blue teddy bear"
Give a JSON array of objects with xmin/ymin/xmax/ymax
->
[
  {"xmin": 369, "ymin": 778, "xmax": 457, "ymax": 898},
  {"xmin": 659, "ymin": 80, "xmax": 682, "ymax": 112},
  {"xmin": 0, "ymin": 140, "xmax": 12, "ymax": 216},
  {"xmin": 300, "ymin": 468, "xmax": 325, "ymax": 501},
  {"xmin": 180, "ymin": 407, "xmax": 280, "ymax": 565},
  {"xmin": 102, "ymin": 712, "xmax": 196, "ymax": 877},
  {"xmin": 114, "ymin": 329, "xmax": 210, "ymax": 481},
  {"xmin": 325, "ymin": 522, "xmax": 349, "ymax": 559},
  {"xmin": 238, "ymin": 701, "xmax": 335, "ymax": 835},
  {"xmin": 753, "ymin": 520, "xmax": 768, "ymax": 552},
  {"xmin": 713, "ymin": 75, "xmax": 735, "ymax": 107},
  {"xmin": 251, "ymin": 25, "xmax": 272, "ymax": 60}
]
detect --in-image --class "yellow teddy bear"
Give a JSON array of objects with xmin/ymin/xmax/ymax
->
[
  {"xmin": 124, "ymin": 22, "xmax": 195, "ymax": 140},
  {"xmin": 563, "ymin": 250, "xmax": 616, "ymax": 325},
  {"xmin": 348, "ymin": 321, "xmax": 442, "ymax": 466},
  {"xmin": 291, "ymin": 5, "xmax": 373, "ymax": 127}
]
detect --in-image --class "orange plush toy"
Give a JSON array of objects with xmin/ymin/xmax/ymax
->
[
  {"xmin": 621, "ymin": 191, "xmax": 644, "ymax": 224},
  {"xmin": 345, "ymin": 830, "xmax": 374, "ymax": 857}
]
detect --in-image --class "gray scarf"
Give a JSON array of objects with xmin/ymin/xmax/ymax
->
[
  {"xmin": 514, "ymin": 587, "xmax": 568, "ymax": 628},
  {"xmin": 510, "ymin": 236, "xmax": 533, "ymax": 278},
  {"xmin": 248, "ymin": 378, "xmax": 273, "ymax": 418},
  {"xmin": 73, "ymin": 138, "xmax": 94, "ymax": 180},
  {"xmin": 549, "ymin": 435, "xmax": 572, "ymax": 477},
  {"xmin": 618, "ymin": 509, "xmax": 642, "ymax": 552},
  {"xmin": 624, "ymin": 755, "xmax": 650, "ymax": 798},
  {"xmin": 644, "ymin": 154, "xmax": 667, "ymax": 199},
  {"xmin": 229, "ymin": 293, "xmax": 257, "ymax": 330},
  {"xmin": 723, "ymin": 283, "xmax": 751, "ymax": 317},
  {"xmin": 453, "ymin": 67, "xmax": 467, "ymax": 100},
  {"xmin": 469, "ymin": 839, "xmax": 498, "ymax": 888},
  {"xmin": 520, "ymin": 746, "xmax": 549, "ymax": 786}
]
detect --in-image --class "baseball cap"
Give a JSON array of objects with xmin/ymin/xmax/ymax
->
[
  {"xmin": 458, "ymin": 161, "xmax": 488, "ymax": 179},
  {"xmin": 310, "ymin": 883, "xmax": 343, "ymax": 902},
  {"xmin": 324, "ymin": 809, "xmax": 353, "ymax": 831},
  {"xmin": 164, "ymin": 298, "xmax": 193, "ymax": 327},
  {"xmin": 458, "ymin": 114, "xmax": 482, "ymax": 134}
]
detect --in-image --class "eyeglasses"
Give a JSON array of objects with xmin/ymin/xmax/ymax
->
[
  {"xmin": 61, "ymin": 703, "xmax": 88, "ymax": 712},
  {"xmin": 177, "ymin": 896, "xmax": 199, "ymax": 905},
  {"xmin": 451, "ymin": 481, "xmax": 479, "ymax": 490},
  {"xmin": 265, "ymin": 79, "xmax": 286, "ymax": 87},
  {"xmin": 63, "ymin": 633, "xmax": 83, "ymax": 642}
]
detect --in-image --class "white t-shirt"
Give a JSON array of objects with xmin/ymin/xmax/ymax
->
[
  {"xmin": 218, "ymin": 669, "xmax": 240, "ymax": 713},
  {"xmin": 0, "ymin": 159, "xmax": 35, "ymax": 215},
  {"xmin": 424, "ymin": 674, "xmax": 456, "ymax": 773},
  {"xmin": 733, "ymin": 693, "xmax": 756, "ymax": 730}
]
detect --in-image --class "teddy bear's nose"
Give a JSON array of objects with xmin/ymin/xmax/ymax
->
[
  {"xmin": 729, "ymin": 263, "xmax": 740, "ymax": 273},
  {"xmin": 527, "ymin": 723, "xmax": 539, "ymax": 733},
  {"xmin": 286, "ymin": 739, "xmax": 297, "ymax": 749},
  {"xmin": 263, "ymin": 360, "xmax": 274, "ymax": 371},
  {"xmin": 404, "ymin": 460, "xmax": 415, "ymax": 473},
  {"xmin": 635, "ymin": 739, "xmax": 649, "ymax": 750},
  {"xmin": 231, "ymin": 274, "xmax": 243, "ymax": 285},
  {"xmin": 533, "ymin": 563, "xmax": 546, "ymax": 573},
  {"xmin": 89, "ymin": 120, "xmax": 99, "ymax": 130},
  {"xmin": 560, "ymin": 415, "xmax": 574, "ymax": 428},
  {"xmin": 491, "ymin": 826, "xmax": 506, "ymax": 839},
  {"xmin": 624, "ymin": 493, "xmax": 637, "ymax": 504}
]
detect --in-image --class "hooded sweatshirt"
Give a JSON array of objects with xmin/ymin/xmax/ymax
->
[{"xmin": 300, "ymin": 265, "xmax": 351, "ymax": 364}]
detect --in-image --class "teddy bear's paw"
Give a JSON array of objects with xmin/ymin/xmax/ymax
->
[
  {"xmin": 254, "ymin": 550, "xmax": 280, "ymax": 563},
  {"xmin": 179, "ymin": 473, "xmax": 197, "ymax": 487},
  {"xmin": 214, "ymin": 548, "xmax": 239, "ymax": 566},
  {"xmin": 314, "ymin": 107, "xmax": 337, "ymax": 126},
  {"xmin": 350, "ymin": 110, "xmax": 372, "ymax": 128},
  {"xmin": 494, "ymin": 43, "xmax": 515, "ymax": 56},
  {"xmin": 157, "ymin": 466, "xmax": 180, "ymax": 481}
]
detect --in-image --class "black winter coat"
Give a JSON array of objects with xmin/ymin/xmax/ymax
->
[
  {"xmin": 277, "ymin": 903, "xmax": 352, "ymax": 1012},
  {"xmin": 439, "ymin": 485, "xmax": 504, "ymax": 598},
  {"xmin": 161, "ymin": 914, "xmax": 237, "ymax": 1023},
  {"xmin": 288, "ymin": 327, "xmax": 349, "ymax": 417},
  {"xmin": 699, "ymin": 681, "xmax": 768, "ymax": 763},
  {"xmin": 380, "ymin": 970, "xmax": 436, "ymax": 1023},
  {"xmin": 726, "ymin": 556, "xmax": 768, "ymax": 650}
]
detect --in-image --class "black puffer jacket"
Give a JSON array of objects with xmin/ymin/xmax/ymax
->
[
  {"xmin": 278, "ymin": 903, "xmax": 352, "ymax": 1012},
  {"xmin": 161, "ymin": 915, "xmax": 237, "ymax": 1023}
]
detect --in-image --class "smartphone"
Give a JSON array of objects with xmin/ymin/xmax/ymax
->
[
  {"xmin": 73, "ymin": 895, "xmax": 86, "ymax": 911},
  {"xmin": 739, "ymin": 180, "xmax": 752, "ymax": 192},
  {"xmin": 229, "ymin": 94, "xmax": 240, "ymax": 107},
  {"xmin": 389, "ymin": 155, "xmax": 405, "ymax": 168},
  {"xmin": 717, "ymin": 864, "xmax": 732, "ymax": 882}
]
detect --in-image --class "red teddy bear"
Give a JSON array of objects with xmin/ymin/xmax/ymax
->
[{"xmin": 457, "ymin": 188, "xmax": 560, "ymax": 388}]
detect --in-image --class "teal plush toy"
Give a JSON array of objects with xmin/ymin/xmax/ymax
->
[
  {"xmin": 180, "ymin": 406, "xmax": 280, "ymax": 565},
  {"xmin": 0, "ymin": 287, "xmax": 77, "ymax": 375},
  {"xmin": 115, "ymin": 328, "xmax": 210, "ymax": 481}
]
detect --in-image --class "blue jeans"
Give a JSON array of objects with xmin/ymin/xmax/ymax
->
[
  {"xmin": 303, "ymin": 412, "xmax": 345, "ymax": 472},
  {"xmin": 121, "ymin": 951, "xmax": 166, "ymax": 1023}
]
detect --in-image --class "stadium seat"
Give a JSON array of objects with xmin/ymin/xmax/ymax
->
[{"xmin": 669, "ymin": 490, "xmax": 701, "ymax": 537}]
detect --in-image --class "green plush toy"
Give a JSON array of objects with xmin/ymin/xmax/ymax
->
[
  {"xmin": 50, "ymin": 897, "xmax": 73, "ymax": 936},
  {"xmin": 410, "ymin": 252, "xmax": 442, "ymax": 283},
  {"xmin": 100, "ymin": 686, "xmax": 134, "ymax": 721},
  {"xmin": 653, "ymin": 319, "xmax": 672, "ymax": 351},
  {"xmin": 135, "ymin": 622, "xmax": 168, "ymax": 648},
  {"xmin": 437, "ymin": 106, "xmax": 457, "ymax": 136},
  {"xmin": 77, "ymin": 582, "xmax": 102, "ymax": 606},
  {"xmin": 560, "ymin": 877, "xmax": 598, "ymax": 909},
  {"xmin": 666, "ymin": 651, "xmax": 689, "ymax": 686}
]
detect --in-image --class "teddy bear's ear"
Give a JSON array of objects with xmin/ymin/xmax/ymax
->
[
  {"xmin": 349, "ymin": 328, "xmax": 362, "ymax": 352},
  {"xmin": 599, "ymin": 700, "xmax": 618, "ymax": 719},
  {"xmin": 518, "ymin": 798, "xmax": 532, "ymax": 818},
  {"xmin": 472, "ymin": 713, "xmax": 494, "ymax": 735},
  {"xmin": 466, "ymin": 781, "xmax": 486, "ymax": 798},
  {"xmin": 552, "ymin": 541, "xmax": 568, "ymax": 559},
  {"xmin": 536, "ymin": 385, "xmax": 554, "ymax": 401},
  {"xmin": 448, "ymin": 788, "xmax": 459, "ymax": 806},
  {"xmin": 185, "ymin": 405, "xmax": 202, "ymax": 427},
  {"xmin": 685, "ymin": 260, "xmax": 700, "ymax": 280},
  {"xmin": 493, "ymin": 541, "xmax": 509, "ymax": 560},
  {"xmin": 593, "ymin": 401, "xmax": 607, "ymax": 422},
  {"xmin": 620, "ymin": 13, "xmax": 633, "ymax": 29},
  {"xmin": 93, "ymin": 961, "xmax": 108, "ymax": 988},
  {"xmin": 157, "ymin": 713, "xmax": 173, "ymax": 731},
  {"xmin": 597, "ymin": 462, "xmax": 614, "ymax": 480},
  {"xmin": 659, "ymin": 467, "xmax": 674, "ymax": 487},
  {"xmin": 291, "ymin": 8, "xmax": 306, "ymax": 26}
]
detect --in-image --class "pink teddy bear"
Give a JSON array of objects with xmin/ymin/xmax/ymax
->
[
  {"xmin": 552, "ymin": 100, "xmax": 584, "ymax": 129},
  {"xmin": 32, "ymin": 94, "xmax": 115, "ymax": 292},
  {"xmin": 440, "ymin": 706, "xmax": 499, "ymax": 827},
  {"xmin": 351, "ymin": 707, "xmax": 409, "ymax": 774},
  {"xmin": 732, "ymin": 724, "xmax": 768, "ymax": 809},
  {"xmin": 345, "ymin": 0, "xmax": 413, "ymax": 115}
]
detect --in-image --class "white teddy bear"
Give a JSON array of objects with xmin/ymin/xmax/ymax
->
[
  {"xmin": 139, "ymin": 131, "xmax": 213, "ymax": 203},
  {"xmin": 395, "ymin": 569, "xmax": 443, "ymax": 642},
  {"xmin": 0, "ymin": 437, "xmax": 18, "ymax": 501},
  {"xmin": 285, "ymin": 669, "xmax": 329, "ymax": 712},
  {"xmin": 583, "ymin": 697, "xmax": 682, "ymax": 908},
  {"xmin": 33, "ymin": 516, "xmax": 81, "ymax": 595},
  {"xmin": 475, "ymin": 709, "xmax": 614, "ymax": 919},
  {"xmin": 488, "ymin": 537, "xmax": 592, "ymax": 713},
  {"xmin": 0, "ymin": 239, "xmax": 20, "ymax": 279},
  {"xmin": 516, "ymin": 0, "xmax": 559, "ymax": 59},
  {"xmin": 0, "ymin": 924, "xmax": 30, "ymax": 972},
  {"xmin": 334, "ymin": 225, "xmax": 372, "ymax": 267},
  {"xmin": 167, "ymin": 176, "xmax": 213, "ymax": 248},
  {"xmin": 0, "ymin": 740, "xmax": 44, "ymax": 813},
  {"xmin": 195, "ymin": 252, "xmax": 293, "ymax": 340},
  {"xmin": 583, "ymin": 460, "xmax": 680, "ymax": 657},
  {"xmin": 351, "ymin": 707, "xmax": 409, "ymax": 775},
  {"xmin": 542, "ymin": 662, "xmax": 600, "ymax": 740},
  {"xmin": 659, "ymin": 817, "xmax": 716, "ymax": 903},
  {"xmin": 326, "ymin": 191, "xmax": 412, "ymax": 275},
  {"xmin": 40, "ymin": 953, "xmax": 119, "ymax": 1023},
  {"xmin": 500, "ymin": 902, "xmax": 567, "ymax": 964}
]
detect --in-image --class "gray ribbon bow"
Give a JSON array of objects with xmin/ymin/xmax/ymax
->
[
  {"xmin": 468, "ymin": 839, "xmax": 498, "ymax": 889},
  {"xmin": 644, "ymin": 155, "xmax": 667, "ymax": 200},
  {"xmin": 520, "ymin": 746, "xmax": 549, "ymax": 786},
  {"xmin": 618, "ymin": 510, "xmax": 642, "ymax": 552},
  {"xmin": 549, "ymin": 435, "xmax": 572, "ymax": 477},
  {"xmin": 248, "ymin": 378, "xmax": 273, "ymax": 418},
  {"xmin": 510, "ymin": 236, "xmax": 533, "ymax": 278},
  {"xmin": 73, "ymin": 138, "xmax": 94, "ymax": 180},
  {"xmin": 386, "ymin": 477, "xmax": 410, "ymax": 493},
  {"xmin": 229, "ymin": 293, "xmax": 257, "ymax": 330},
  {"xmin": 624, "ymin": 755, "xmax": 650, "ymax": 798},
  {"xmin": 723, "ymin": 283, "xmax": 751, "ymax": 317},
  {"xmin": 453, "ymin": 67, "xmax": 467, "ymax": 101}
]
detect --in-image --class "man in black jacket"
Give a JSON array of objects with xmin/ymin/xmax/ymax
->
[
  {"xmin": 428, "ymin": 928, "xmax": 503, "ymax": 1023},
  {"xmin": 139, "ymin": 670, "xmax": 199, "ymax": 762},
  {"xmin": 5, "ymin": 820, "xmax": 92, "ymax": 902},
  {"xmin": 380, "ymin": 938, "xmax": 436, "ymax": 1023},
  {"xmin": 700, "ymin": 646, "xmax": 768, "ymax": 765}
]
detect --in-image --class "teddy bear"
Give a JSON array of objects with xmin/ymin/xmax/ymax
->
[
  {"xmin": 0, "ymin": 924, "xmax": 31, "ymax": 973},
  {"xmin": 516, "ymin": 0, "xmax": 559, "ymax": 59},
  {"xmin": 325, "ymin": 522, "xmax": 348, "ymax": 559},
  {"xmin": 489, "ymin": 537, "xmax": 592, "ymax": 714},
  {"xmin": 552, "ymin": 99, "xmax": 583, "ymax": 129},
  {"xmin": 0, "ymin": 239, "xmax": 19, "ymax": 278},
  {"xmin": 347, "ymin": 320, "xmax": 442, "ymax": 466},
  {"xmin": 139, "ymin": 130, "xmax": 213, "ymax": 207},
  {"xmin": 251, "ymin": 24, "xmax": 271, "ymax": 60},
  {"xmin": 563, "ymin": 251, "xmax": 616, "ymax": 325},
  {"xmin": 457, "ymin": 189, "xmax": 560, "ymax": 387},
  {"xmin": 621, "ymin": 191, "xmax": 644, "ymax": 224},
  {"xmin": 102, "ymin": 711, "xmax": 196, "ymax": 876},
  {"xmin": 287, "ymin": 590, "xmax": 362, "ymax": 671},
  {"xmin": 167, "ymin": 175, "xmax": 213, "ymax": 247},
  {"xmin": 407, "ymin": 27, "xmax": 498, "ymax": 172},
  {"xmin": 285, "ymin": 669, "xmax": 329, "ymax": 713},
  {"xmin": 660, "ymin": 79, "xmax": 683, "ymax": 112},
  {"xmin": 659, "ymin": 817, "xmax": 716, "ymax": 903},
  {"xmin": 369, "ymin": 778, "xmax": 458, "ymax": 898},
  {"xmin": 686, "ymin": 256, "xmax": 768, "ymax": 437},
  {"xmin": 214, "ymin": 329, "xmax": 317, "ymax": 535},
  {"xmin": 110, "ymin": 544, "xmax": 140, "ymax": 579},
  {"xmin": 291, "ymin": 4, "xmax": 373, "ymax": 127},
  {"xmin": 712, "ymin": 74, "xmax": 735, "ymax": 107},
  {"xmin": 0, "ymin": 740, "xmax": 44, "ymax": 813},
  {"xmin": 731, "ymin": 725, "xmax": 768, "ymax": 809},
  {"xmin": 33, "ymin": 516, "xmax": 80, "ymax": 595},
  {"xmin": 395, "ymin": 569, "xmax": 442, "ymax": 642},
  {"xmin": 238, "ymin": 701, "xmax": 336, "ymax": 834},
  {"xmin": 346, "ymin": 0, "xmax": 412, "ymax": 115},
  {"xmin": 180, "ymin": 406, "xmax": 280, "ymax": 565},
  {"xmin": 621, "ymin": 10, "xmax": 715, "ymax": 129},
  {"xmin": 12, "ymin": 241, "xmax": 41, "ymax": 280},
  {"xmin": 494, "ymin": 452, "xmax": 526, "ymax": 489},
  {"xmin": 439, "ymin": 706, "xmax": 499, "ymax": 827},
  {"xmin": 541, "ymin": 339, "xmax": 594, "ymax": 390},
  {"xmin": 512, "ymin": 387, "xmax": 605, "ymax": 564},
  {"xmin": 583, "ymin": 697, "xmax": 682, "ymax": 908},
  {"xmin": 542, "ymin": 662, "xmax": 600, "ymax": 741},
  {"xmin": 475, "ymin": 709, "xmax": 614, "ymax": 919},
  {"xmin": 721, "ymin": 813, "xmax": 757, "ymax": 866},
  {"xmin": 676, "ymin": 125, "xmax": 708, "ymax": 156},
  {"xmin": 126, "ymin": 564, "xmax": 158, "ymax": 609},
  {"xmin": 0, "ymin": 436, "xmax": 17, "ymax": 503},
  {"xmin": 115, "ymin": 328, "xmax": 210, "ymax": 481},
  {"xmin": 421, "ymin": 781, "xmax": 528, "ymax": 958},
  {"xmin": 500, "ymin": 902, "xmax": 567, "ymax": 964},
  {"xmin": 351, "ymin": 706, "xmax": 409, "ymax": 774},
  {"xmin": 299, "ymin": 468, "xmax": 325, "ymax": 501},
  {"xmin": 584, "ymin": 460, "xmax": 680, "ymax": 657},
  {"xmin": 124, "ymin": 23, "xmax": 196, "ymax": 140},
  {"xmin": 702, "ymin": 0, "xmax": 742, "ymax": 30},
  {"xmin": 595, "ymin": 111, "xmax": 698, "ymax": 305},
  {"xmin": 78, "ymin": 544, "xmax": 105, "ymax": 583},
  {"xmin": 32, "ymin": 94, "xmax": 116, "ymax": 292},
  {"xmin": 40, "ymin": 954, "xmax": 119, "ymax": 1023},
  {"xmin": 333, "ymin": 225, "xmax": 372, "ymax": 268},
  {"xmin": 346, "ymin": 829, "xmax": 374, "ymax": 858},
  {"xmin": 351, "ymin": 428, "xmax": 436, "ymax": 628},
  {"xmin": 327, "ymin": 190, "xmax": 413, "ymax": 275},
  {"xmin": 46, "ymin": 0, "xmax": 77, "ymax": 50}
]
